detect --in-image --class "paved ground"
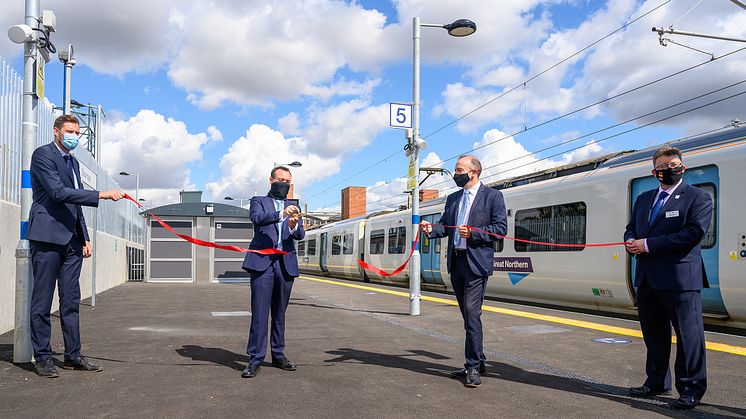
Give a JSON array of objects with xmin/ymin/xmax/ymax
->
[{"xmin": 1, "ymin": 275, "xmax": 745, "ymax": 419}]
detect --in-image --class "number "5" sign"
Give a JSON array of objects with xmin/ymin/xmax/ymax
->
[{"xmin": 389, "ymin": 103, "xmax": 412, "ymax": 129}]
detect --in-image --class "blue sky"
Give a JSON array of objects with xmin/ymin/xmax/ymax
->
[{"xmin": 2, "ymin": 0, "xmax": 745, "ymax": 211}]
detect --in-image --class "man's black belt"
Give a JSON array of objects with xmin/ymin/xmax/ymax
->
[{"xmin": 452, "ymin": 249, "xmax": 467, "ymax": 256}]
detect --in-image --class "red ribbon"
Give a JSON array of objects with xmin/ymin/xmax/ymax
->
[
  {"xmin": 124, "ymin": 194, "xmax": 287, "ymax": 255},
  {"xmin": 357, "ymin": 224, "xmax": 625, "ymax": 277}
]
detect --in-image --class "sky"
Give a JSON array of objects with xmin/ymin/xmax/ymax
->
[{"xmin": 1, "ymin": 0, "xmax": 745, "ymax": 213}]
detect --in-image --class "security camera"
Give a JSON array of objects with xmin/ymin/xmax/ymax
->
[
  {"xmin": 58, "ymin": 44, "xmax": 75, "ymax": 64},
  {"xmin": 7, "ymin": 24, "xmax": 33, "ymax": 44},
  {"xmin": 413, "ymin": 136, "xmax": 428, "ymax": 150}
]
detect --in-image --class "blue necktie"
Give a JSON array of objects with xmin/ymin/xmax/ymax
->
[
  {"xmin": 454, "ymin": 190, "xmax": 470, "ymax": 247},
  {"xmin": 63, "ymin": 155, "xmax": 76, "ymax": 187},
  {"xmin": 649, "ymin": 191, "xmax": 669, "ymax": 222}
]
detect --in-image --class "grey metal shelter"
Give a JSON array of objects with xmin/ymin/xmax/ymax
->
[{"xmin": 144, "ymin": 191, "xmax": 253, "ymax": 283}]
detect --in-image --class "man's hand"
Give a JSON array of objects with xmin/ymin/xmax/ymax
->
[
  {"xmin": 288, "ymin": 217, "xmax": 298, "ymax": 230},
  {"xmin": 625, "ymin": 238, "xmax": 646, "ymax": 255},
  {"xmin": 83, "ymin": 241, "xmax": 92, "ymax": 258},
  {"xmin": 420, "ymin": 220, "xmax": 432, "ymax": 234},
  {"xmin": 100, "ymin": 190, "xmax": 125, "ymax": 201},
  {"xmin": 458, "ymin": 225, "xmax": 472, "ymax": 239},
  {"xmin": 283, "ymin": 205, "xmax": 299, "ymax": 218}
]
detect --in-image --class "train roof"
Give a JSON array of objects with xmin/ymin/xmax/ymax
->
[{"xmin": 598, "ymin": 125, "xmax": 746, "ymax": 168}]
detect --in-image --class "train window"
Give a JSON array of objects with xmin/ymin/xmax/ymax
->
[
  {"xmin": 493, "ymin": 239, "xmax": 504, "ymax": 253},
  {"xmin": 434, "ymin": 237, "xmax": 441, "ymax": 254},
  {"xmin": 515, "ymin": 202, "xmax": 586, "ymax": 252},
  {"xmin": 332, "ymin": 235, "xmax": 342, "ymax": 255},
  {"xmin": 307, "ymin": 238, "xmax": 316, "ymax": 256},
  {"xmin": 694, "ymin": 183, "xmax": 717, "ymax": 249},
  {"xmin": 370, "ymin": 229, "xmax": 385, "ymax": 254},
  {"xmin": 388, "ymin": 227, "xmax": 406, "ymax": 254},
  {"xmin": 298, "ymin": 241, "xmax": 306, "ymax": 256},
  {"xmin": 343, "ymin": 233, "xmax": 354, "ymax": 255},
  {"xmin": 421, "ymin": 232, "xmax": 430, "ymax": 254}
]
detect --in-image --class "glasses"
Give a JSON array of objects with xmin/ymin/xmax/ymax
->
[{"xmin": 655, "ymin": 162, "xmax": 682, "ymax": 170}]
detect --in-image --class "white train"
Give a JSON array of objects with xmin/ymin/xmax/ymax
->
[{"xmin": 298, "ymin": 127, "xmax": 746, "ymax": 330}]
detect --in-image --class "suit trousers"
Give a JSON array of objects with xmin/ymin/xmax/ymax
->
[
  {"xmin": 637, "ymin": 280, "xmax": 707, "ymax": 398},
  {"xmin": 450, "ymin": 253, "xmax": 488, "ymax": 369},
  {"xmin": 246, "ymin": 256, "xmax": 294, "ymax": 366},
  {"xmin": 29, "ymin": 238, "xmax": 84, "ymax": 362}
]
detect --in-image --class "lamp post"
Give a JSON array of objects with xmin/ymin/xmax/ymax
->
[
  {"xmin": 118, "ymin": 171, "xmax": 139, "ymax": 202},
  {"xmin": 410, "ymin": 17, "xmax": 476, "ymax": 316}
]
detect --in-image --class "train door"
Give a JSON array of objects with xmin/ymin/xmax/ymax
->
[
  {"xmin": 420, "ymin": 214, "xmax": 445, "ymax": 285},
  {"xmin": 320, "ymin": 232, "xmax": 329, "ymax": 273},
  {"xmin": 629, "ymin": 164, "xmax": 726, "ymax": 315}
]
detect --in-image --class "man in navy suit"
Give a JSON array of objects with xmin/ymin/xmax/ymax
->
[
  {"xmin": 421, "ymin": 155, "xmax": 507, "ymax": 387},
  {"xmin": 27, "ymin": 115, "xmax": 124, "ymax": 378},
  {"xmin": 241, "ymin": 166, "xmax": 305, "ymax": 378},
  {"xmin": 625, "ymin": 146, "xmax": 712, "ymax": 410}
]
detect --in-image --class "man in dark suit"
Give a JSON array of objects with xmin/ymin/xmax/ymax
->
[
  {"xmin": 625, "ymin": 146, "xmax": 712, "ymax": 410},
  {"xmin": 421, "ymin": 155, "xmax": 507, "ymax": 387},
  {"xmin": 241, "ymin": 166, "xmax": 305, "ymax": 378},
  {"xmin": 27, "ymin": 115, "xmax": 124, "ymax": 378}
]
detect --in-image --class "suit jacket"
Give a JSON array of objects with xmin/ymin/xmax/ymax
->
[
  {"xmin": 26, "ymin": 142, "xmax": 99, "ymax": 245},
  {"xmin": 624, "ymin": 182, "xmax": 712, "ymax": 291},
  {"xmin": 242, "ymin": 195, "xmax": 305, "ymax": 277},
  {"xmin": 429, "ymin": 183, "xmax": 507, "ymax": 277}
]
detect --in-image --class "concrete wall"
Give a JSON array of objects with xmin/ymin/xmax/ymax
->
[{"xmin": 0, "ymin": 200, "xmax": 143, "ymax": 335}]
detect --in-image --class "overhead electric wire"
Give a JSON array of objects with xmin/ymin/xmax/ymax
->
[{"xmin": 304, "ymin": 0, "xmax": 672, "ymax": 204}]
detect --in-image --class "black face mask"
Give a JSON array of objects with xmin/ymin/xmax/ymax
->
[
  {"xmin": 453, "ymin": 172, "xmax": 471, "ymax": 188},
  {"xmin": 654, "ymin": 166, "xmax": 683, "ymax": 185},
  {"xmin": 268, "ymin": 181, "xmax": 290, "ymax": 200}
]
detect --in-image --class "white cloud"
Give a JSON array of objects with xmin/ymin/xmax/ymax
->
[
  {"xmin": 100, "ymin": 109, "xmax": 215, "ymax": 204},
  {"xmin": 205, "ymin": 124, "xmax": 340, "ymax": 204},
  {"xmin": 302, "ymin": 99, "xmax": 389, "ymax": 156},
  {"xmin": 207, "ymin": 125, "xmax": 223, "ymax": 142},
  {"xmin": 278, "ymin": 112, "xmax": 302, "ymax": 136}
]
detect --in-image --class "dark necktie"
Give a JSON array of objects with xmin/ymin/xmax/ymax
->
[
  {"xmin": 649, "ymin": 191, "xmax": 669, "ymax": 222},
  {"xmin": 63, "ymin": 155, "xmax": 75, "ymax": 187}
]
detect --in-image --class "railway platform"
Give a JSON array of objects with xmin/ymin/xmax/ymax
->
[{"xmin": 1, "ymin": 276, "xmax": 745, "ymax": 418}]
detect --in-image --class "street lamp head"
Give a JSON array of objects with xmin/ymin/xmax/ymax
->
[
  {"xmin": 224, "ymin": 196, "xmax": 234, "ymax": 200},
  {"xmin": 287, "ymin": 161, "xmax": 302, "ymax": 167},
  {"xmin": 444, "ymin": 19, "xmax": 477, "ymax": 37},
  {"xmin": 119, "ymin": 171, "xmax": 131, "ymax": 176}
]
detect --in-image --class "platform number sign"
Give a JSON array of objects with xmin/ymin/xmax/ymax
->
[{"xmin": 389, "ymin": 103, "xmax": 412, "ymax": 129}]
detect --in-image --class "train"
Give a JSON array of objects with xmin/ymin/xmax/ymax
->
[{"xmin": 297, "ymin": 126, "xmax": 746, "ymax": 330}]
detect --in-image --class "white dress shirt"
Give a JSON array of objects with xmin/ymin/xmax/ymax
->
[{"xmin": 455, "ymin": 182, "xmax": 481, "ymax": 250}]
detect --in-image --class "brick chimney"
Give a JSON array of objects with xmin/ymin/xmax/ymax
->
[
  {"xmin": 419, "ymin": 189, "xmax": 439, "ymax": 203},
  {"xmin": 341, "ymin": 186, "xmax": 366, "ymax": 219}
]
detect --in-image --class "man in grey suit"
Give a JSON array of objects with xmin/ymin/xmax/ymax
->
[{"xmin": 421, "ymin": 155, "xmax": 507, "ymax": 387}]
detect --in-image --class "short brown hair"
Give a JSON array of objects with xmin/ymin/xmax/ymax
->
[
  {"xmin": 271, "ymin": 165, "xmax": 291, "ymax": 179},
  {"xmin": 54, "ymin": 114, "xmax": 79, "ymax": 130},
  {"xmin": 458, "ymin": 155, "xmax": 482, "ymax": 176},
  {"xmin": 652, "ymin": 146, "xmax": 682, "ymax": 166}
]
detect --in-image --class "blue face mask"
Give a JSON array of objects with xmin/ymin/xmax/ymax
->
[{"xmin": 61, "ymin": 133, "xmax": 79, "ymax": 151}]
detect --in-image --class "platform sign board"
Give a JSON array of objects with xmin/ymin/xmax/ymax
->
[
  {"xmin": 78, "ymin": 162, "xmax": 97, "ymax": 190},
  {"xmin": 390, "ymin": 103, "xmax": 412, "ymax": 129},
  {"xmin": 35, "ymin": 53, "xmax": 45, "ymax": 99}
]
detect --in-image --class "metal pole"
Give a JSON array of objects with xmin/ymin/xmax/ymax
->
[
  {"xmin": 14, "ymin": 0, "xmax": 40, "ymax": 363},
  {"xmin": 409, "ymin": 17, "xmax": 421, "ymax": 316},
  {"xmin": 91, "ymin": 106, "xmax": 101, "ymax": 306},
  {"xmin": 62, "ymin": 62, "xmax": 71, "ymax": 114},
  {"xmin": 652, "ymin": 26, "xmax": 746, "ymax": 43},
  {"xmin": 135, "ymin": 173, "xmax": 139, "ymax": 202}
]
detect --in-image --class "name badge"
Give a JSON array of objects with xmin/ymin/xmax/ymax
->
[{"xmin": 665, "ymin": 210, "xmax": 679, "ymax": 218}]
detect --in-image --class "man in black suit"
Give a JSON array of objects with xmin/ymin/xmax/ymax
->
[
  {"xmin": 240, "ymin": 166, "xmax": 305, "ymax": 378},
  {"xmin": 27, "ymin": 115, "xmax": 124, "ymax": 378},
  {"xmin": 625, "ymin": 146, "xmax": 712, "ymax": 409},
  {"xmin": 421, "ymin": 155, "xmax": 507, "ymax": 387}
]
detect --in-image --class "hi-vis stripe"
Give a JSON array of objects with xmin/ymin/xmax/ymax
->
[{"xmin": 300, "ymin": 276, "xmax": 746, "ymax": 357}]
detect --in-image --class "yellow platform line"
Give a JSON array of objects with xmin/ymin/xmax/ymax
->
[{"xmin": 300, "ymin": 276, "xmax": 746, "ymax": 357}]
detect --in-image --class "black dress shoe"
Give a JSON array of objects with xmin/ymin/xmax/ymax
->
[
  {"xmin": 671, "ymin": 396, "xmax": 700, "ymax": 410},
  {"xmin": 34, "ymin": 359, "xmax": 59, "ymax": 378},
  {"xmin": 272, "ymin": 358, "xmax": 297, "ymax": 371},
  {"xmin": 629, "ymin": 385, "xmax": 670, "ymax": 397},
  {"xmin": 63, "ymin": 356, "xmax": 102, "ymax": 372},
  {"xmin": 465, "ymin": 367, "xmax": 481, "ymax": 388},
  {"xmin": 241, "ymin": 364, "xmax": 260, "ymax": 378},
  {"xmin": 451, "ymin": 364, "xmax": 486, "ymax": 377}
]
